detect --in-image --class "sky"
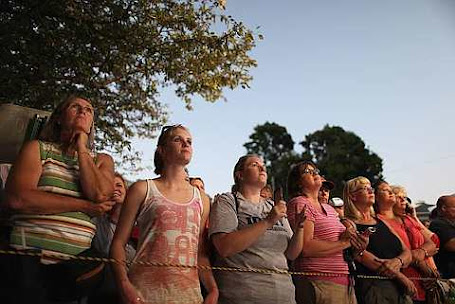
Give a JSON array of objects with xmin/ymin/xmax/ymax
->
[{"xmin": 127, "ymin": 0, "xmax": 455, "ymax": 206}]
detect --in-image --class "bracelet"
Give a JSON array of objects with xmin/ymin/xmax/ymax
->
[
  {"xmin": 396, "ymin": 256, "xmax": 404, "ymax": 267},
  {"xmin": 419, "ymin": 247, "xmax": 429, "ymax": 258}
]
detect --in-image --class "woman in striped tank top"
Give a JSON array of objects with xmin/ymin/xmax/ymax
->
[
  {"xmin": 111, "ymin": 125, "xmax": 218, "ymax": 304},
  {"xmin": 2, "ymin": 95, "xmax": 116, "ymax": 304}
]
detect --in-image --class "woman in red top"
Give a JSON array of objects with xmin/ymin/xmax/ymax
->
[{"xmin": 376, "ymin": 181, "xmax": 438, "ymax": 303}]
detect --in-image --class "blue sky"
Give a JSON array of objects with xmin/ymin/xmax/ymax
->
[{"xmin": 128, "ymin": 0, "xmax": 455, "ymax": 205}]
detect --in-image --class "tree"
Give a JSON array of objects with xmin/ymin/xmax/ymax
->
[
  {"xmin": 244, "ymin": 122, "xmax": 299, "ymax": 190},
  {"xmin": 0, "ymin": 0, "xmax": 260, "ymax": 168},
  {"xmin": 300, "ymin": 125, "xmax": 383, "ymax": 197}
]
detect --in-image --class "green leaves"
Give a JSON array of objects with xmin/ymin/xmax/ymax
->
[
  {"xmin": 244, "ymin": 123, "xmax": 384, "ymax": 198},
  {"xmin": 300, "ymin": 125, "xmax": 383, "ymax": 196},
  {"xmin": 0, "ymin": 0, "xmax": 260, "ymax": 169}
]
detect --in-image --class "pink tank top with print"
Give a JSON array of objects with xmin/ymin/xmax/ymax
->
[{"xmin": 128, "ymin": 179, "xmax": 203, "ymax": 304}]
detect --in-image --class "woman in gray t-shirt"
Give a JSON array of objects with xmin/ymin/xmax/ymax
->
[{"xmin": 209, "ymin": 154, "xmax": 306, "ymax": 304}]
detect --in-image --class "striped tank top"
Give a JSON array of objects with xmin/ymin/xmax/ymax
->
[
  {"xmin": 9, "ymin": 141, "xmax": 96, "ymax": 264},
  {"xmin": 128, "ymin": 179, "xmax": 203, "ymax": 304}
]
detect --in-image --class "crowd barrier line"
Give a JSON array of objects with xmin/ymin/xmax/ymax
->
[{"xmin": 0, "ymin": 249, "xmax": 435, "ymax": 281}]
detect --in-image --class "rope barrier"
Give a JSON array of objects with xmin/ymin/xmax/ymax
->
[{"xmin": 0, "ymin": 249, "xmax": 437, "ymax": 281}]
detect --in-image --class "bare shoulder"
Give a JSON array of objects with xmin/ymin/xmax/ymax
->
[
  {"xmin": 200, "ymin": 191, "xmax": 211, "ymax": 210},
  {"xmin": 127, "ymin": 180, "xmax": 148, "ymax": 202},
  {"xmin": 20, "ymin": 139, "xmax": 40, "ymax": 155}
]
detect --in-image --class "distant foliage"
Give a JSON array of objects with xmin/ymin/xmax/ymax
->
[
  {"xmin": 301, "ymin": 125, "xmax": 383, "ymax": 196},
  {"xmin": 244, "ymin": 123, "xmax": 383, "ymax": 197}
]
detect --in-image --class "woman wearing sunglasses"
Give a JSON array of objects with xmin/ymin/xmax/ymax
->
[
  {"xmin": 209, "ymin": 154, "xmax": 306, "ymax": 304},
  {"xmin": 287, "ymin": 161, "xmax": 363, "ymax": 304},
  {"xmin": 343, "ymin": 177, "xmax": 415, "ymax": 304},
  {"xmin": 111, "ymin": 125, "xmax": 218, "ymax": 304}
]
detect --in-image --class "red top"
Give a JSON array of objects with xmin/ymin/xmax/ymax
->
[{"xmin": 380, "ymin": 215, "xmax": 432, "ymax": 301}]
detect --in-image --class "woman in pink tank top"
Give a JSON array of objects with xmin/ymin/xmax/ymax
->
[{"xmin": 111, "ymin": 125, "xmax": 218, "ymax": 304}]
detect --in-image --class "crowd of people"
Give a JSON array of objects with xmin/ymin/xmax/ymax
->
[{"xmin": 0, "ymin": 95, "xmax": 454, "ymax": 304}]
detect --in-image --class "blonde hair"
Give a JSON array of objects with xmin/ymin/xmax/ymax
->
[
  {"xmin": 343, "ymin": 176, "xmax": 375, "ymax": 222},
  {"xmin": 391, "ymin": 185, "xmax": 407, "ymax": 198}
]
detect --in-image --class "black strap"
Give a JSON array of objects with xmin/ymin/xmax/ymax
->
[{"xmin": 232, "ymin": 191, "xmax": 240, "ymax": 213}]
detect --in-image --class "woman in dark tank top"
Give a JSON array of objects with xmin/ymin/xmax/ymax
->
[{"xmin": 343, "ymin": 176, "xmax": 415, "ymax": 304}]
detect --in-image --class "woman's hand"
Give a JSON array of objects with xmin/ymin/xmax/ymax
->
[
  {"xmin": 295, "ymin": 205, "xmax": 306, "ymax": 229},
  {"xmin": 71, "ymin": 131, "xmax": 89, "ymax": 151},
  {"xmin": 350, "ymin": 233, "xmax": 369, "ymax": 252},
  {"xmin": 375, "ymin": 258, "xmax": 402, "ymax": 277},
  {"xmin": 339, "ymin": 229, "xmax": 352, "ymax": 246},
  {"xmin": 86, "ymin": 200, "xmax": 116, "ymax": 217},
  {"xmin": 120, "ymin": 280, "xmax": 144, "ymax": 304},
  {"xmin": 397, "ymin": 274, "xmax": 417, "ymax": 297},
  {"xmin": 411, "ymin": 248, "xmax": 426, "ymax": 262},
  {"xmin": 266, "ymin": 201, "xmax": 287, "ymax": 226},
  {"xmin": 203, "ymin": 289, "xmax": 219, "ymax": 304}
]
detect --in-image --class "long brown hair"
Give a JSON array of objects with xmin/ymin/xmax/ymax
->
[
  {"xmin": 153, "ymin": 124, "xmax": 189, "ymax": 175},
  {"xmin": 287, "ymin": 160, "xmax": 317, "ymax": 200}
]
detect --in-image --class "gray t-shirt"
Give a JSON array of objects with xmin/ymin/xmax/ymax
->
[
  {"xmin": 209, "ymin": 192, "xmax": 296, "ymax": 304},
  {"xmin": 92, "ymin": 215, "xmax": 136, "ymax": 264}
]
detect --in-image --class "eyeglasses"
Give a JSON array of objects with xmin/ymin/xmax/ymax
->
[
  {"xmin": 302, "ymin": 168, "xmax": 320, "ymax": 176},
  {"xmin": 68, "ymin": 103, "xmax": 94, "ymax": 115},
  {"xmin": 353, "ymin": 185, "xmax": 374, "ymax": 193}
]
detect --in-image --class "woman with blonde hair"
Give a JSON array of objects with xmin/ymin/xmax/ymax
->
[
  {"xmin": 377, "ymin": 183, "xmax": 439, "ymax": 303},
  {"xmin": 111, "ymin": 125, "xmax": 218, "ymax": 304},
  {"xmin": 343, "ymin": 177, "xmax": 416, "ymax": 304}
]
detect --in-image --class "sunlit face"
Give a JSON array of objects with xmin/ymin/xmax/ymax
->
[
  {"xmin": 238, "ymin": 156, "xmax": 267, "ymax": 188},
  {"xmin": 442, "ymin": 197, "xmax": 455, "ymax": 220},
  {"xmin": 61, "ymin": 98, "xmax": 94, "ymax": 133},
  {"xmin": 299, "ymin": 164, "xmax": 322, "ymax": 192},
  {"xmin": 393, "ymin": 193, "xmax": 407, "ymax": 216},
  {"xmin": 161, "ymin": 127, "xmax": 193, "ymax": 166},
  {"xmin": 350, "ymin": 182, "xmax": 375, "ymax": 207},
  {"xmin": 112, "ymin": 176, "xmax": 126, "ymax": 204},
  {"xmin": 376, "ymin": 183, "xmax": 396, "ymax": 207}
]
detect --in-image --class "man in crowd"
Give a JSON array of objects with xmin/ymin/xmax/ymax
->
[{"xmin": 430, "ymin": 195, "xmax": 455, "ymax": 278}]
